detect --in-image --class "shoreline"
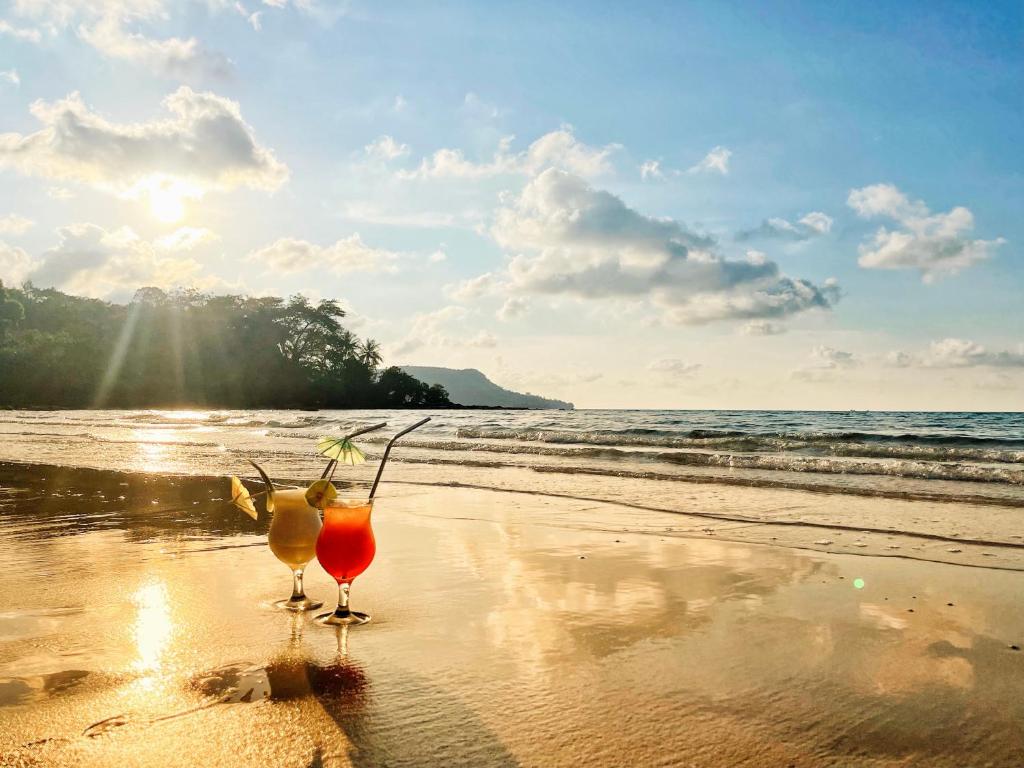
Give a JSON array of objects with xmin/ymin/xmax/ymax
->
[
  {"xmin": 1, "ymin": 463, "xmax": 1022, "ymax": 766},
  {"xmin": 2, "ymin": 460, "xmax": 1024, "ymax": 573}
]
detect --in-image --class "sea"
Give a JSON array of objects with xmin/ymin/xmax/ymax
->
[{"xmin": 0, "ymin": 408, "xmax": 1021, "ymax": 505}]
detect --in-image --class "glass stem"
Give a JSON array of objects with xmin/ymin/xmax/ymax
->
[
  {"xmin": 290, "ymin": 568, "xmax": 306, "ymax": 601},
  {"xmin": 334, "ymin": 581, "xmax": 352, "ymax": 618}
]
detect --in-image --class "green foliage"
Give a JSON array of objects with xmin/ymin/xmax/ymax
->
[{"xmin": 0, "ymin": 284, "xmax": 451, "ymax": 409}]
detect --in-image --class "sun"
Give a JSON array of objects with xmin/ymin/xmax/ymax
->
[
  {"xmin": 129, "ymin": 175, "xmax": 202, "ymax": 223},
  {"xmin": 149, "ymin": 185, "xmax": 186, "ymax": 223}
]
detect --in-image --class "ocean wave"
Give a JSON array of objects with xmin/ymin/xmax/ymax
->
[
  {"xmin": 454, "ymin": 427, "xmax": 1024, "ymax": 463},
  {"xmin": 0, "ymin": 429, "xmax": 225, "ymax": 449},
  {"xmin": 396, "ymin": 438, "xmax": 1024, "ymax": 485},
  {"xmin": 391, "ymin": 456, "xmax": 1024, "ymax": 508}
]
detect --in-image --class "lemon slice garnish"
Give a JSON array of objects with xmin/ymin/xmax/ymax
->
[{"xmin": 305, "ymin": 479, "xmax": 338, "ymax": 509}]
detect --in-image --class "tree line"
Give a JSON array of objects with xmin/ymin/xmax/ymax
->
[{"xmin": 0, "ymin": 282, "xmax": 451, "ymax": 409}]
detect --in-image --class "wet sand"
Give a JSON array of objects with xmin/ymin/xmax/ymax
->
[{"xmin": 1, "ymin": 463, "xmax": 1023, "ymax": 766}]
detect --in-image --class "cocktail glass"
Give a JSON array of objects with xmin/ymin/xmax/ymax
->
[
  {"xmin": 315, "ymin": 499, "xmax": 376, "ymax": 625},
  {"xmin": 268, "ymin": 488, "xmax": 324, "ymax": 611}
]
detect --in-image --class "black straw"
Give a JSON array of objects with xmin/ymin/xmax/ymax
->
[{"xmin": 369, "ymin": 417, "xmax": 431, "ymax": 499}]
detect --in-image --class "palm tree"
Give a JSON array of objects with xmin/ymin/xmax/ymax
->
[{"xmin": 358, "ymin": 338, "xmax": 383, "ymax": 369}]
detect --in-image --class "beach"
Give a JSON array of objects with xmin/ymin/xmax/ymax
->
[{"xmin": 2, "ymin": 456, "xmax": 1023, "ymax": 767}]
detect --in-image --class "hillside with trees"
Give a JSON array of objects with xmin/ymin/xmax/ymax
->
[{"xmin": 0, "ymin": 281, "xmax": 451, "ymax": 409}]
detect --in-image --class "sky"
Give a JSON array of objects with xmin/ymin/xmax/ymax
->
[{"xmin": 0, "ymin": 0, "xmax": 1021, "ymax": 410}]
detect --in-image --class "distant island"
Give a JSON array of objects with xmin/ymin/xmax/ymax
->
[{"xmin": 402, "ymin": 366, "xmax": 573, "ymax": 410}]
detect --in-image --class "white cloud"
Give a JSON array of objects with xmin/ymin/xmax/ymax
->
[
  {"xmin": 447, "ymin": 272, "xmax": 496, "ymax": 301},
  {"xmin": 792, "ymin": 345, "xmax": 858, "ymax": 381},
  {"xmin": 688, "ymin": 146, "xmax": 731, "ymax": 175},
  {"xmin": 737, "ymin": 211, "xmax": 833, "ymax": 241},
  {"xmin": 924, "ymin": 338, "xmax": 1024, "ymax": 368},
  {"xmin": 154, "ymin": 226, "xmax": 217, "ymax": 251},
  {"xmin": 427, "ymin": 249, "xmax": 447, "ymax": 263},
  {"xmin": 0, "ymin": 20, "xmax": 42, "ymax": 43},
  {"xmin": 462, "ymin": 92, "xmax": 501, "ymax": 120},
  {"xmin": 489, "ymin": 168, "xmax": 839, "ymax": 325},
  {"xmin": 885, "ymin": 339, "xmax": 1024, "ymax": 369},
  {"xmin": 0, "ymin": 69, "xmax": 20, "ymax": 87},
  {"xmin": 9, "ymin": 1, "xmax": 230, "ymax": 78},
  {"xmin": 391, "ymin": 305, "xmax": 497, "ymax": 356},
  {"xmin": 0, "ymin": 88, "xmax": 288, "ymax": 206},
  {"xmin": 648, "ymin": 358, "xmax": 701, "ymax": 381},
  {"xmin": 497, "ymin": 296, "xmax": 528, "ymax": 321},
  {"xmin": 639, "ymin": 159, "xmax": 663, "ymax": 180},
  {"xmin": 248, "ymin": 234, "xmax": 397, "ymax": 275},
  {"xmin": 884, "ymin": 350, "xmax": 915, "ymax": 368},
  {"xmin": 339, "ymin": 202, "xmax": 481, "ymax": 230},
  {"xmin": 810, "ymin": 345, "xmax": 858, "ymax": 369},
  {"xmin": 78, "ymin": 16, "xmax": 231, "ymax": 78},
  {"xmin": 364, "ymin": 134, "xmax": 410, "ymax": 161},
  {"xmin": 0, "ymin": 214, "xmax": 35, "ymax": 235},
  {"xmin": 400, "ymin": 128, "xmax": 619, "ymax": 180},
  {"xmin": 27, "ymin": 223, "xmax": 221, "ymax": 300},
  {"xmin": 848, "ymin": 183, "xmax": 1005, "ymax": 281},
  {"xmin": 740, "ymin": 319, "xmax": 785, "ymax": 336},
  {"xmin": 0, "ymin": 241, "xmax": 36, "ymax": 284}
]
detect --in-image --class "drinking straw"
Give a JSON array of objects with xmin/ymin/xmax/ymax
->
[
  {"xmin": 320, "ymin": 422, "xmax": 389, "ymax": 480},
  {"xmin": 369, "ymin": 417, "xmax": 431, "ymax": 499}
]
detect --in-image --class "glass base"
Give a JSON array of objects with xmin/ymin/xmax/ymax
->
[
  {"xmin": 315, "ymin": 610, "xmax": 371, "ymax": 626},
  {"xmin": 274, "ymin": 596, "xmax": 324, "ymax": 612}
]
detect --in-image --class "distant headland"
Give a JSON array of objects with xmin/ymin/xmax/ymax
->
[{"xmin": 401, "ymin": 366, "xmax": 573, "ymax": 410}]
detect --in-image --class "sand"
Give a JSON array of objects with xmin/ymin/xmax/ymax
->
[{"xmin": 1, "ymin": 465, "xmax": 1023, "ymax": 767}]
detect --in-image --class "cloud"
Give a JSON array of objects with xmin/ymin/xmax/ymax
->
[
  {"xmin": 154, "ymin": 226, "xmax": 217, "ymax": 251},
  {"xmin": 391, "ymin": 305, "xmax": 497, "ymax": 356},
  {"xmin": 0, "ymin": 20, "xmax": 42, "ymax": 43},
  {"xmin": 497, "ymin": 296, "xmax": 528, "ymax": 321},
  {"xmin": 889, "ymin": 338, "xmax": 1024, "ymax": 369},
  {"xmin": 339, "ymin": 202, "xmax": 481, "ymax": 230},
  {"xmin": 490, "ymin": 168, "xmax": 839, "ymax": 325},
  {"xmin": 810, "ymin": 345, "xmax": 858, "ymax": 369},
  {"xmin": 77, "ymin": 16, "xmax": 231, "ymax": 79},
  {"xmin": 364, "ymin": 134, "xmax": 410, "ymax": 161},
  {"xmin": 247, "ymin": 234, "xmax": 397, "ymax": 275},
  {"xmin": 639, "ymin": 160, "xmax": 663, "ymax": 180},
  {"xmin": 688, "ymin": 146, "xmax": 731, "ymax": 175},
  {"xmin": 0, "ymin": 88, "xmax": 288, "ymax": 206},
  {"xmin": 0, "ymin": 214, "xmax": 35, "ymax": 235},
  {"xmin": 792, "ymin": 345, "xmax": 858, "ymax": 381},
  {"xmin": 736, "ymin": 211, "xmax": 833, "ymax": 241},
  {"xmin": 648, "ymin": 358, "xmax": 701, "ymax": 380},
  {"xmin": 0, "ymin": 241, "xmax": 35, "ymax": 284},
  {"xmin": 26, "ymin": 223, "xmax": 221, "ymax": 300},
  {"xmin": 884, "ymin": 350, "xmax": 915, "ymax": 368},
  {"xmin": 741, "ymin": 319, "xmax": 785, "ymax": 336},
  {"xmin": 8, "ymin": 1, "xmax": 230, "ymax": 78},
  {"xmin": 447, "ymin": 272, "xmax": 496, "ymax": 302},
  {"xmin": 848, "ymin": 183, "xmax": 1005, "ymax": 281},
  {"xmin": 0, "ymin": 69, "xmax": 20, "ymax": 87},
  {"xmin": 399, "ymin": 128, "xmax": 619, "ymax": 180}
]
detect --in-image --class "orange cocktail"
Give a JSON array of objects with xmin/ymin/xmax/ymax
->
[{"xmin": 315, "ymin": 499, "xmax": 376, "ymax": 625}]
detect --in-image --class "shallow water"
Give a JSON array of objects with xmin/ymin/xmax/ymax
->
[
  {"xmin": 1, "ymin": 409, "xmax": 1022, "ymax": 507},
  {"xmin": 1, "ymin": 471, "xmax": 1022, "ymax": 767}
]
